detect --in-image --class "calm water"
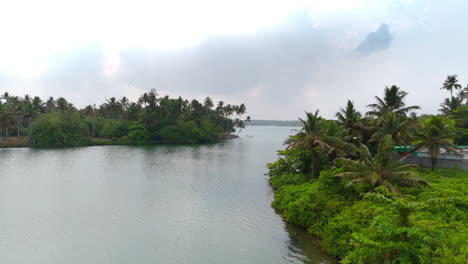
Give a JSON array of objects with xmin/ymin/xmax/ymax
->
[{"xmin": 0, "ymin": 126, "xmax": 337, "ymax": 264}]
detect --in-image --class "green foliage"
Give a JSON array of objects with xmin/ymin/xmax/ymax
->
[
  {"xmin": 1, "ymin": 91, "xmax": 245, "ymax": 147},
  {"xmin": 125, "ymin": 123, "xmax": 149, "ymax": 145},
  {"xmin": 268, "ymin": 145, "xmax": 468, "ymax": 263},
  {"xmin": 159, "ymin": 120, "xmax": 219, "ymax": 144},
  {"xmin": 98, "ymin": 119, "xmax": 130, "ymax": 138},
  {"xmin": 31, "ymin": 112, "xmax": 90, "ymax": 147}
]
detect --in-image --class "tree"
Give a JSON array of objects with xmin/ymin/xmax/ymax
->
[
  {"xmin": 412, "ymin": 116, "xmax": 460, "ymax": 171},
  {"xmin": 367, "ymin": 85, "xmax": 420, "ymax": 117},
  {"xmin": 336, "ymin": 100, "xmax": 363, "ymax": 137},
  {"xmin": 203, "ymin": 97, "xmax": 214, "ymax": 109},
  {"xmin": 285, "ymin": 110, "xmax": 355, "ymax": 178},
  {"xmin": 335, "ymin": 142, "xmax": 427, "ymax": 197},
  {"xmin": 31, "ymin": 112, "xmax": 90, "ymax": 146},
  {"xmin": 441, "ymin": 75, "xmax": 462, "ymax": 99},
  {"xmin": 370, "ymin": 113, "xmax": 411, "ymax": 147},
  {"xmin": 56, "ymin": 97, "xmax": 69, "ymax": 112},
  {"xmin": 439, "ymin": 97, "xmax": 462, "ymax": 115}
]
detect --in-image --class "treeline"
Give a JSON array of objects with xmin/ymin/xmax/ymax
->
[
  {"xmin": 268, "ymin": 75, "xmax": 467, "ymax": 263},
  {"xmin": 0, "ymin": 89, "xmax": 250, "ymax": 146}
]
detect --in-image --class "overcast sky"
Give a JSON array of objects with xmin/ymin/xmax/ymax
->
[{"xmin": 1, "ymin": 0, "xmax": 467, "ymax": 119}]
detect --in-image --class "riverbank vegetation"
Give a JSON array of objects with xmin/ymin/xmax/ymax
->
[
  {"xmin": 0, "ymin": 89, "xmax": 250, "ymax": 147},
  {"xmin": 268, "ymin": 75, "xmax": 468, "ymax": 263}
]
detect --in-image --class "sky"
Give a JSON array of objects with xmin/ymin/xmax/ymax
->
[{"xmin": 0, "ymin": 0, "xmax": 467, "ymax": 120}]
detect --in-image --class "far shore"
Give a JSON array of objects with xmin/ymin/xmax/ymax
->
[{"xmin": 0, "ymin": 134, "xmax": 239, "ymax": 149}]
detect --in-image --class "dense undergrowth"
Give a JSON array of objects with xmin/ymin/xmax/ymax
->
[{"xmin": 268, "ymin": 153, "xmax": 467, "ymax": 263}]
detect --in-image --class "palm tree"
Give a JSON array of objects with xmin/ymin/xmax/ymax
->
[
  {"xmin": 412, "ymin": 116, "xmax": 460, "ymax": 171},
  {"xmin": 335, "ymin": 143, "xmax": 427, "ymax": 197},
  {"xmin": 216, "ymin": 101, "xmax": 224, "ymax": 114},
  {"xmin": 285, "ymin": 110, "xmax": 355, "ymax": 178},
  {"xmin": 56, "ymin": 97, "xmax": 69, "ymax": 112},
  {"xmin": 203, "ymin": 97, "xmax": 214, "ymax": 110},
  {"xmin": 370, "ymin": 113, "xmax": 411, "ymax": 147},
  {"xmin": 1, "ymin": 92, "xmax": 9, "ymax": 103},
  {"xmin": 0, "ymin": 102, "xmax": 14, "ymax": 137},
  {"xmin": 46, "ymin": 97, "xmax": 55, "ymax": 112},
  {"xmin": 367, "ymin": 85, "xmax": 420, "ymax": 117},
  {"xmin": 138, "ymin": 92, "xmax": 149, "ymax": 107},
  {"xmin": 458, "ymin": 84, "xmax": 468, "ymax": 104},
  {"xmin": 439, "ymin": 97, "xmax": 462, "ymax": 115},
  {"xmin": 336, "ymin": 100, "xmax": 362, "ymax": 136},
  {"xmin": 120, "ymin": 96, "xmax": 130, "ymax": 111},
  {"xmin": 441, "ymin": 75, "xmax": 462, "ymax": 99}
]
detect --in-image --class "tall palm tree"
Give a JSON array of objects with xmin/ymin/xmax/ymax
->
[
  {"xmin": 0, "ymin": 102, "xmax": 14, "ymax": 137},
  {"xmin": 120, "ymin": 96, "xmax": 130, "ymax": 111},
  {"xmin": 335, "ymin": 142, "xmax": 427, "ymax": 197},
  {"xmin": 203, "ymin": 97, "xmax": 214, "ymax": 110},
  {"xmin": 412, "ymin": 116, "xmax": 460, "ymax": 171},
  {"xmin": 336, "ymin": 100, "xmax": 362, "ymax": 136},
  {"xmin": 370, "ymin": 113, "xmax": 411, "ymax": 147},
  {"xmin": 285, "ymin": 110, "xmax": 355, "ymax": 178},
  {"xmin": 458, "ymin": 84, "xmax": 468, "ymax": 104},
  {"xmin": 367, "ymin": 85, "xmax": 420, "ymax": 117},
  {"xmin": 56, "ymin": 97, "xmax": 69, "ymax": 112},
  {"xmin": 441, "ymin": 75, "xmax": 462, "ymax": 99},
  {"xmin": 439, "ymin": 97, "xmax": 462, "ymax": 116},
  {"xmin": 138, "ymin": 92, "xmax": 149, "ymax": 107},
  {"xmin": 216, "ymin": 101, "xmax": 225, "ymax": 114},
  {"xmin": 1, "ymin": 92, "xmax": 10, "ymax": 103},
  {"xmin": 46, "ymin": 97, "xmax": 55, "ymax": 112}
]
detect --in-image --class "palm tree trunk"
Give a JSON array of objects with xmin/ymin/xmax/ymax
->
[
  {"xmin": 310, "ymin": 150, "xmax": 316, "ymax": 179},
  {"xmin": 431, "ymin": 156, "xmax": 436, "ymax": 171},
  {"xmin": 17, "ymin": 117, "xmax": 20, "ymax": 138}
]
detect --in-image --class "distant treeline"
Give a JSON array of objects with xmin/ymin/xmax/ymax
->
[
  {"xmin": 248, "ymin": 120, "xmax": 301, "ymax": 127},
  {"xmin": 0, "ymin": 89, "xmax": 250, "ymax": 147}
]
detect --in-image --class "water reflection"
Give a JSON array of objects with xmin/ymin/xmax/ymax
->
[{"xmin": 0, "ymin": 127, "xmax": 337, "ymax": 264}]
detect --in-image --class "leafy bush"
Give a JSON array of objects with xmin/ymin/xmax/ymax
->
[
  {"xmin": 98, "ymin": 119, "xmax": 130, "ymax": 138},
  {"xmin": 31, "ymin": 112, "xmax": 90, "ymax": 147},
  {"xmin": 125, "ymin": 123, "xmax": 149, "ymax": 145}
]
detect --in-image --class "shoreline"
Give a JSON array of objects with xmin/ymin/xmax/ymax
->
[{"xmin": 0, "ymin": 135, "xmax": 239, "ymax": 149}]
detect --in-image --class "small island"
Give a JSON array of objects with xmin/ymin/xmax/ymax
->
[{"xmin": 0, "ymin": 89, "xmax": 250, "ymax": 147}]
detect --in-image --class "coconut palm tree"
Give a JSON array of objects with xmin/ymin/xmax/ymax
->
[
  {"xmin": 412, "ymin": 116, "xmax": 460, "ymax": 171},
  {"xmin": 56, "ymin": 97, "xmax": 69, "ymax": 112},
  {"xmin": 335, "ymin": 142, "xmax": 427, "ymax": 197},
  {"xmin": 439, "ymin": 97, "xmax": 462, "ymax": 116},
  {"xmin": 336, "ymin": 100, "xmax": 362, "ymax": 136},
  {"xmin": 367, "ymin": 85, "xmax": 420, "ymax": 117},
  {"xmin": 203, "ymin": 97, "xmax": 214, "ymax": 109},
  {"xmin": 46, "ymin": 97, "xmax": 56, "ymax": 112},
  {"xmin": 370, "ymin": 113, "xmax": 411, "ymax": 147},
  {"xmin": 216, "ymin": 101, "xmax": 224, "ymax": 114},
  {"xmin": 285, "ymin": 110, "xmax": 355, "ymax": 178},
  {"xmin": 120, "ymin": 96, "xmax": 130, "ymax": 111},
  {"xmin": 441, "ymin": 75, "xmax": 462, "ymax": 99},
  {"xmin": 458, "ymin": 84, "xmax": 468, "ymax": 104}
]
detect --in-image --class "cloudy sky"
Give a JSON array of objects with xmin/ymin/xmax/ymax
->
[{"xmin": 0, "ymin": 0, "xmax": 467, "ymax": 119}]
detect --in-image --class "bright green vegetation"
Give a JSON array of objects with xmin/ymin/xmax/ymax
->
[
  {"xmin": 268, "ymin": 75, "xmax": 468, "ymax": 263},
  {"xmin": 0, "ymin": 89, "xmax": 250, "ymax": 146}
]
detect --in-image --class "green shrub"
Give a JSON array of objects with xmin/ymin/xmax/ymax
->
[
  {"xmin": 98, "ymin": 119, "xmax": 130, "ymax": 138},
  {"xmin": 31, "ymin": 112, "xmax": 90, "ymax": 147},
  {"xmin": 125, "ymin": 123, "xmax": 149, "ymax": 145},
  {"xmin": 267, "ymin": 154, "xmax": 468, "ymax": 264}
]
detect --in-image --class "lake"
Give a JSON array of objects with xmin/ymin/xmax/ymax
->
[{"xmin": 0, "ymin": 126, "xmax": 337, "ymax": 264}]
